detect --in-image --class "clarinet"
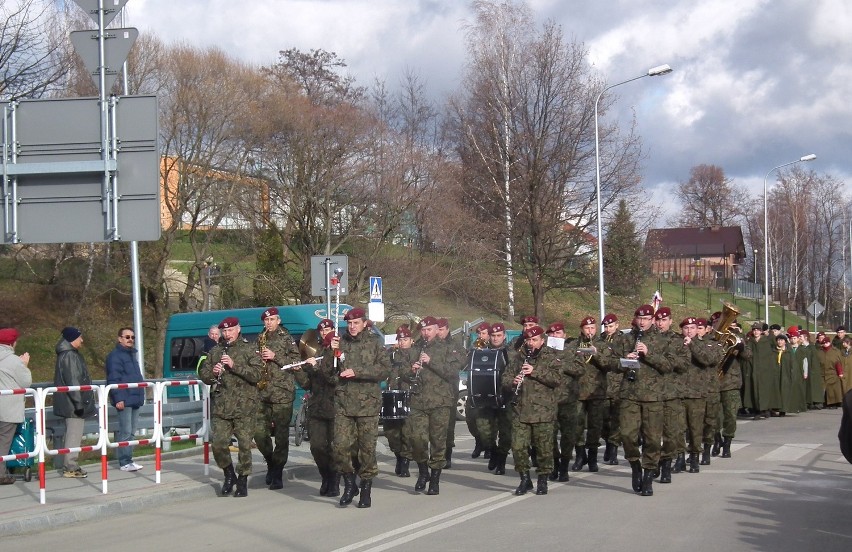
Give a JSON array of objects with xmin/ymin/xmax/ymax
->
[
  {"xmin": 410, "ymin": 342, "xmax": 427, "ymax": 395},
  {"xmin": 213, "ymin": 337, "xmax": 230, "ymax": 394},
  {"xmin": 627, "ymin": 329, "xmax": 644, "ymax": 382},
  {"xmin": 511, "ymin": 347, "xmax": 533, "ymax": 406}
]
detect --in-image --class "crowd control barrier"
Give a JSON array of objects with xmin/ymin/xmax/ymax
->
[
  {"xmin": 152, "ymin": 380, "xmax": 209, "ymax": 483},
  {"xmin": 0, "ymin": 388, "xmax": 40, "ymax": 480},
  {"xmin": 101, "ymin": 382, "xmax": 158, "ymax": 493}
]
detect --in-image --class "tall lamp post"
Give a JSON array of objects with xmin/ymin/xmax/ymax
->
[
  {"xmin": 763, "ymin": 154, "xmax": 816, "ymax": 323},
  {"xmin": 595, "ymin": 64, "xmax": 672, "ymax": 323}
]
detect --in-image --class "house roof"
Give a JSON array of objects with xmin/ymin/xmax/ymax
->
[{"xmin": 645, "ymin": 226, "xmax": 746, "ymax": 258}]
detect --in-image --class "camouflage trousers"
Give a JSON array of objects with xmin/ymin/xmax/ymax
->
[
  {"xmin": 446, "ymin": 404, "xmax": 457, "ymax": 454},
  {"xmin": 383, "ymin": 418, "xmax": 411, "ymax": 457},
  {"xmin": 575, "ymin": 398, "xmax": 605, "ymax": 447},
  {"xmin": 474, "ymin": 407, "xmax": 513, "ymax": 455},
  {"xmin": 512, "ymin": 418, "xmax": 555, "ymax": 475},
  {"xmin": 602, "ymin": 398, "xmax": 621, "ymax": 445},
  {"xmin": 682, "ymin": 397, "xmax": 706, "ymax": 453},
  {"xmin": 552, "ymin": 400, "xmax": 580, "ymax": 462},
  {"xmin": 465, "ymin": 401, "xmax": 481, "ymax": 440},
  {"xmin": 702, "ymin": 392, "xmax": 721, "ymax": 443},
  {"xmin": 254, "ymin": 401, "xmax": 293, "ymax": 467},
  {"xmin": 661, "ymin": 398, "xmax": 685, "ymax": 459},
  {"xmin": 719, "ymin": 389, "xmax": 741, "ymax": 438},
  {"xmin": 620, "ymin": 399, "xmax": 664, "ymax": 471},
  {"xmin": 308, "ymin": 416, "xmax": 334, "ymax": 476},
  {"xmin": 211, "ymin": 415, "xmax": 255, "ymax": 476},
  {"xmin": 332, "ymin": 414, "xmax": 379, "ymax": 480},
  {"xmin": 409, "ymin": 406, "xmax": 451, "ymax": 469}
]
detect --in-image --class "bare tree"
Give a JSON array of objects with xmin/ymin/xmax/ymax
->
[{"xmin": 672, "ymin": 164, "xmax": 747, "ymax": 227}]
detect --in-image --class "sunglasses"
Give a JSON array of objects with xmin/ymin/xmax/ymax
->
[{"xmin": 121, "ymin": 335, "xmax": 136, "ymax": 340}]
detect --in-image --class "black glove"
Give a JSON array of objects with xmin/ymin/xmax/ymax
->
[{"xmin": 74, "ymin": 408, "xmax": 84, "ymax": 417}]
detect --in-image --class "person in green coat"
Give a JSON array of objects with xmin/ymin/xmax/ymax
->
[
  {"xmin": 786, "ymin": 327, "xmax": 808, "ymax": 414},
  {"xmin": 801, "ymin": 331, "xmax": 824, "ymax": 409},
  {"xmin": 748, "ymin": 327, "xmax": 778, "ymax": 418},
  {"xmin": 775, "ymin": 333, "xmax": 799, "ymax": 415}
]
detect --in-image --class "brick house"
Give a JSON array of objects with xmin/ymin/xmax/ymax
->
[{"xmin": 645, "ymin": 226, "xmax": 746, "ymax": 286}]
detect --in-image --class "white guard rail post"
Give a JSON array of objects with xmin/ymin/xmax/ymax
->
[
  {"xmin": 0, "ymin": 387, "xmax": 41, "ymax": 481},
  {"xmin": 153, "ymin": 380, "xmax": 208, "ymax": 484},
  {"xmin": 101, "ymin": 381, "xmax": 158, "ymax": 493}
]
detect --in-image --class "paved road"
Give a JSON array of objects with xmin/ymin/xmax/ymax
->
[{"xmin": 4, "ymin": 408, "xmax": 851, "ymax": 551}]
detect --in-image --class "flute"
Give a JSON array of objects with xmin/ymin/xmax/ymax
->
[{"xmin": 278, "ymin": 356, "xmax": 324, "ymax": 370}]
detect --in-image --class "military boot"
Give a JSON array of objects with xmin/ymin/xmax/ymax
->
[
  {"xmin": 700, "ymin": 443, "xmax": 711, "ymax": 465},
  {"xmin": 394, "ymin": 453, "xmax": 403, "ymax": 476},
  {"xmin": 426, "ymin": 468, "xmax": 441, "ymax": 495},
  {"xmin": 487, "ymin": 448, "xmax": 498, "ymax": 471},
  {"xmin": 514, "ymin": 471, "xmax": 533, "ymax": 495},
  {"xmin": 357, "ymin": 479, "xmax": 372, "ymax": 508},
  {"xmin": 221, "ymin": 464, "xmax": 237, "ymax": 497},
  {"xmin": 494, "ymin": 453, "xmax": 507, "ymax": 476},
  {"xmin": 327, "ymin": 472, "xmax": 341, "ymax": 497},
  {"xmin": 234, "ymin": 474, "xmax": 248, "ymax": 498},
  {"xmin": 471, "ymin": 438, "xmax": 484, "ymax": 459},
  {"xmin": 319, "ymin": 468, "xmax": 331, "ymax": 496},
  {"xmin": 557, "ymin": 458, "xmax": 570, "ymax": 482},
  {"xmin": 606, "ymin": 444, "xmax": 620, "ymax": 465},
  {"xmin": 444, "ymin": 449, "xmax": 453, "ymax": 469},
  {"xmin": 587, "ymin": 446, "xmax": 599, "ymax": 472},
  {"xmin": 549, "ymin": 457, "xmax": 560, "ymax": 481},
  {"xmin": 399, "ymin": 458, "xmax": 410, "ymax": 477},
  {"xmin": 339, "ymin": 473, "xmax": 359, "ymax": 506},
  {"xmin": 711, "ymin": 432, "xmax": 723, "ymax": 457},
  {"xmin": 629, "ymin": 460, "xmax": 642, "ymax": 493},
  {"xmin": 603, "ymin": 442, "xmax": 614, "ymax": 463},
  {"xmin": 535, "ymin": 474, "xmax": 548, "ymax": 495},
  {"xmin": 672, "ymin": 452, "xmax": 686, "ymax": 474},
  {"xmin": 414, "ymin": 463, "xmax": 430, "ymax": 492},
  {"xmin": 571, "ymin": 446, "xmax": 587, "ymax": 471},
  {"xmin": 688, "ymin": 453, "xmax": 700, "ymax": 473},
  {"xmin": 721, "ymin": 436, "xmax": 732, "ymax": 458},
  {"xmin": 264, "ymin": 457, "xmax": 274, "ymax": 486},
  {"xmin": 659, "ymin": 459, "xmax": 672, "ymax": 484},
  {"xmin": 640, "ymin": 469, "xmax": 654, "ymax": 496},
  {"xmin": 269, "ymin": 464, "xmax": 284, "ymax": 490}
]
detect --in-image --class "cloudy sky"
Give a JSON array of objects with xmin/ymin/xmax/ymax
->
[{"xmin": 121, "ymin": 0, "xmax": 852, "ymax": 221}]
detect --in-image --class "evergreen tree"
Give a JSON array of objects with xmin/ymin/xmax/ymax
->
[
  {"xmin": 604, "ymin": 199, "xmax": 644, "ymax": 297},
  {"xmin": 254, "ymin": 223, "xmax": 285, "ymax": 306}
]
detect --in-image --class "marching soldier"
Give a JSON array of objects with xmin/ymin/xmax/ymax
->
[
  {"xmin": 653, "ymin": 307, "xmax": 686, "ymax": 483},
  {"xmin": 468, "ymin": 322, "xmax": 491, "ymax": 458},
  {"xmin": 547, "ymin": 322, "xmax": 583, "ymax": 482},
  {"xmin": 571, "ymin": 316, "xmax": 608, "ymax": 473},
  {"xmin": 437, "ymin": 318, "xmax": 466, "ymax": 468},
  {"xmin": 253, "ymin": 307, "xmax": 301, "ymax": 490},
  {"xmin": 387, "ymin": 325, "xmax": 415, "ymax": 477},
  {"xmin": 198, "ymin": 317, "xmax": 263, "ymax": 497},
  {"xmin": 475, "ymin": 323, "xmax": 514, "ymax": 475},
  {"xmin": 717, "ymin": 320, "xmax": 748, "ymax": 458},
  {"xmin": 510, "ymin": 316, "xmax": 540, "ymax": 351},
  {"xmin": 696, "ymin": 318, "xmax": 723, "ymax": 464},
  {"xmin": 599, "ymin": 313, "xmax": 623, "ymax": 465}
]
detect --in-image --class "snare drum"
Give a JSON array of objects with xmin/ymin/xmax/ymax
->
[
  {"xmin": 381, "ymin": 390, "xmax": 410, "ymax": 419},
  {"xmin": 468, "ymin": 349, "xmax": 508, "ymax": 408}
]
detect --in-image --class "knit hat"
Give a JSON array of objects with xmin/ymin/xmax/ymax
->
[
  {"xmin": 0, "ymin": 328, "xmax": 19, "ymax": 345},
  {"xmin": 62, "ymin": 326, "xmax": 82, "ymax": 342}
]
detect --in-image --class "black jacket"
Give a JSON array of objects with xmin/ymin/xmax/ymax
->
[{"xmin": 52, "ymin": 339, "xmax": 97, "ymax": 419}]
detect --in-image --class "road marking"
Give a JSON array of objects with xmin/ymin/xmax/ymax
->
[{"xmin": 756, "ymin": 443, "xmax": 822, "ymax": 461}]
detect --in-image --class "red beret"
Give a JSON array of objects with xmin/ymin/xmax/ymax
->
[
  {"xmin": 0, "ymin": 328, "xmax": 19, "ymax": 346},
  {"xmin": 787, "ymin": 326, "xmax": 800, "ymax": 337},
  {"xmin": 523, "ymin": 325, "xmax": 545, "ymax": 339},
  {"xmin": 579, "ymin": 316, "xmax": 596, "ymax": 327},
  {"xmin": 521, "ymin": 316, "xmax": 539, "ymax": 324},
  {"xmin": 679, "ymin": 317, "xmax": 697, "ymax": 328},
  {"xmin": 261, "ymin": 307, "xmax": 279, "ymax": 320},
  {"xmin": 317, "ymin": 318, "xmax": 333, "ymax": 331},
  {"xmin": 437, "ymin": 318, "xmax": 449, "ymax": 329},
  {"xmin": 654, "ymin": 307, "xmax": 671, "ymax": 320},
  {"xmin": 695, "ymin": 318, "xmax": 707, "ymax": 327},
  {"xmin": 547, "ymin": 322, "xmax": 564, "ymax": 334},
  {"xmin": 634, "ymin": 305, "xmax": 654, "ymax": 317},
  {"xmin": 419, "ymin": 316, "xmax": 438, "ymax": 328},
  {"xmin": 476, "ymin": 322, "xmax": 490, "ymax": 333},
  {"xmin": 489, "ymin": 322, "xmax": 505, "ymax": 334},
  {"xmin": 602, "ymin": 313, "xmax": 618, "ymax": 325},
  {"xmin": 218, "ymin": 317, "xmax": 240, "ymax": 329},
  {"xmin": 800, "ymin": 330, "xmax": 810, "ymax": 337},
  {"xmin": 344, "ymin": 308, "xmax": 366, "ymax": 321},
  {"xmin": 396, "ymin": 326, "xmax": 412, "ymax": 339},
  {"xmin": 709, "ymin": 311, "xmax": 722, "ymax": 323}
]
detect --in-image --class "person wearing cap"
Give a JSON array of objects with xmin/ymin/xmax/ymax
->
[
  {"xmin": 510, "ymin": 315, "xmax": 539, "ymax": 351},
  {"xmin": 747, "ymin": 321, "xmax": 777, "ymax": 420},
  {"xmin": 799, "ymin": 330, "xmax": 823, "ymax": 410},
  {"xmin": 403, "ymin": 316, "xmax": 456, "ymax": 496},
  {"xmin": 0, "ymin": 328, "xmax": 32, "ymax": 485},
  {"xmin": 253, "ymin": 307, "xmax": 301, "ymax": 491},
  {"xmin": 569, "ymin": 316, "xmax": 609, "ymax": 474},
  {"xmin": 386, "ymin": 325, "xmax": 415, "ymax": 478},
  {"xmin": 782, "ymin": 327, "xmax": 808, "ymax": 416},
  {"xmin": 501, "ymin": 325, "xmax": 563, "ymax": 496},
  {"xmin": 772, "ymin": 333, "xmax": 796, "ymax": 417},
  {"xmin": 598, "ymin": 305, "xmax": 674, "ymax": 497},
  {"xmin": 715, "ymin": 321, "xmax": 749, "ymax": 459},
  {"xmin": 474, "ymin": 322, "xmax": 514, "ymax": 475},
  {"xmin": 817, "ymin": 334, "xmax": 845, "ymax": 409},
  {"xmin": 321, "ymin": 307, "xmax": 391, "ymax": 508},
  {"xmin": 437, "ymin": 318, "xmax": 465, "ymax": 469},
  {"xmin": 832, "ymin": 326, "xmax": 847, "ymax": 350},
  {"xmin": 599, "ymin": 313, "xmax": 623, "ymax": 465},
  {"xmin": 52, "ymin": 327, "xmax": 96, "ymax": 478},
  {"xmin": 466, "ymin": 322, "xmax": 491, "ymax": 459},
  {"xmin": 199, "ymin": 317, "xmax": 263, "ymax": 497},
  {"xmin": 294, "ymin": 319, "xmax": 340, "ymax": 497},
  {"xmin": 652, "ymin": 307, "xmax": 686, "ymax": 483},
  {"xmin": 546, "ymin": 321, "xmax": 583, "ymax": 482},
  {"xmin": 105, "ymin": 327, "xmax": 145, "ymax": 472}
]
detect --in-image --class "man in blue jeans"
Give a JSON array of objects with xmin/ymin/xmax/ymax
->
[{"xmin": 106, "ymin": 327, "xmax": 145, "ymax": 471}]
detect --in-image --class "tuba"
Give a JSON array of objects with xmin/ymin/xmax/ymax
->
[{"xmin": 712, "ymin": 301, "xmax": 742, "ymax": 377}]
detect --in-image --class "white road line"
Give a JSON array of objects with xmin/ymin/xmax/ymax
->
[{"xmin": 755, "ymin": 443, "xmax": 822, "ymax": 461}]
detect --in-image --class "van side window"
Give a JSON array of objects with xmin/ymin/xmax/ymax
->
[{"xmin": 171, "ymin": 337, "xmax": 204, "ymax": 373}]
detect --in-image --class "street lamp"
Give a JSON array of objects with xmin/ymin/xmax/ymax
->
[
  {"xmin": 595, "ymin": 64, "xmax": 673, "ymax": 322},
  {"xmin": 763, "ymin": 153, "xmax": 816, "ymax": 323}
]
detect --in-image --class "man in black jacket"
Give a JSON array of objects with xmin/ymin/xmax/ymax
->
[{"xmin": 53, "ymin": 327, "xmax": 96, "ymax": 478}]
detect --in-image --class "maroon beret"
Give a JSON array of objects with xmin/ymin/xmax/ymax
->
[
  {"xmin": 317, "ymin": 318, "xmax": 333, "ymax": 331},
  {"xmin": 520, "ymin": 316, "xmax": 539, "ymax": 324},
  {"xmin": 419, "ymin": 316, "xmax": 438, "ymax": 328},
  {"xmin": 602, "ymin": 313, "xmax": 618, "ymax": 325},
  {"xmin": 523, "ymin": 325, "xmax": 545, "ymax": 339},
  {"xmin": 437, "ymin": 318, "xmax": 449, "ymax": 329},
  {"xmin": 679, "ymin": 317, "xmax": 697, "ymax": 328},
  {"xmin": 218, "ymin": 317, "xmax": 240, "ymax": 329},
  {"xmin": 0, "ymin": 328, "xmax": 19, "ymax": 346},
  {"xmin": 787, "ymin": 326, "xmax": 800, "ymax": 337},
  {"xmin": 261, "ymin": 307, "xmax": 279, "ymax": 320},
  {"xmin": 490, "ymin": 322, "xmax": 506, "ymax": 334},
  {"xmin": 344, "ymin": 307, "xmax": 366, "ymax": 321},
  {"xmin": 579, "ymin": 316, "xmax": 596, "ymax": 327},
  {"xmin": 476, "ymin": 322, "xmax": 490, "ymax": 333},
  {"xmin": 547, "ymin": 322, "xmax": 564, "ymax": 334},
  {"xmin": 634, "ymin": 305, "xmax": 654, "ymax": 317},
  {"xmin": 654, "ymin": 307, "xmax": 671, "ymax": 320},
  {"xmin": 396, "ymin": 326, "xmax": 412, "ymax": 339},
  {"xmin": 695, "ymin": 318, "xmax": 707, "ymax": 327},
  {"xmin": 709, "ymin": 311, "xmax": 722, "ymax": 323}
]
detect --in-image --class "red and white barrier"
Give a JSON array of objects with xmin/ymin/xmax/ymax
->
[
  {"xmin": 101, "ymin": 382, "xmax": 158, "ymax": 493},
  {"xmin": 0, "ymin": 387, "xmax": 40, "ymax": 468},
  {"xmin": 152, "ymin": 380, "xmax": 209, "ymax": 483}
]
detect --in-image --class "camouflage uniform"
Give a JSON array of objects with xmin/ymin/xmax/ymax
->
[
  {"xmin": 681, "ymin": 336, "xmax": 722, "ymax": 470},
  {"xmin": 598, "ymin": 333, "xmax": 623, "ymax": 459},
  {"xmin": 551, "ymin": 345, "xmax": 585, "ymax": 477},
  {"xmin": 199, "ymin": 337, "xmax": 263, "ymax": 476},
  {"xmin": 473, "ymin": 345, "xmax": 514, "ymax": 468},
  {"xmin": 571, "ymin": 335, "xmax": 609, "ymax": 469},
  {"xmin": 386, "ymin": 346, "xmax": 415, "ymax": 461},
  {"xmin": 701, "ymin": 338, "xmax": 725, "ymax": 450},
  {"xmin": 720, "ymin": 344, "xmax": 748, "ymax": 442},
  {"xmin": 659, "ymin": 329, "xmax": 688, "ymax": 465},
  {"xmin": 294, "ymin": 340, "xmax": 338, "ymax": 492},
  {"xmin": 442, "ymin": 333, "xmax": 467, "ymax": 464},
  {"xmin": 254, "ymin": 327, "xmax": 301, "ymax": 471}
]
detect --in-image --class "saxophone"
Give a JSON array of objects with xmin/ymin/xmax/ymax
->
[{"xmin": 257, "ymin": 329, "xmax": 270, "ymax": 391}]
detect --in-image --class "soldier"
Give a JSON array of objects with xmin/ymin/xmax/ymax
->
[
  {"xmin": 294, "ymin": 319, "xmax": 340, "ymax": 497},
  {"xmin": 502, "ymin": 325, "xmax": 563, "ymax": 495},
  {"xmin": 387, "ymin": 325, "xmax": 415, "ymax": 477},
  {"xmin": 749, "ymin": 323, "xmax": 777, "ymax": 419},
  {"xmin": 679, "ymin": 317, "xmax": 721, "ymax": 473},
  {"xmin": 716, "ymin": 320, "xmax": 748, "ymax": 458},
  {"xmin": 404, "ymin": 317, "xmax": 457, "ymax": 495},
  {"xmin": 653, "ymin": 307, "xmax": 686, "ymax": 484},
  {"xmin": 322, "ymin": 308, "xmax": 391, "ymax": 508},
  {"xmin": 437, "ymin": 318, "xmax": 465, "ymax": 469},
  {"xmin": 571, "ymin": 316, "xmax": 609, "ymax": 473},
  {"xmin": 600, "ymin": 305, "xmax": 674, "ymax": 497},
  {"xmin": 475, "ymin": 323, "xmax": 514, "ymax": 475},
  {"xmin": 547, "ymin": 321, "xmax": 583, "ymax": 482},
  {"xmin": 784, "ymin": 326, "xmax": 808, "ymax": 414},
  {"xmin": 468, "ymin": 322, "xmax": 491, "ymax": 458},
  {"xmin": 832, "ymin": 326, "xmax": 847, "ymax": 350},
  {"xmin": 599, "ymin": 313, "xmax": 623, "ymax": 465},
  {"xmin": 696, "ymin": 318, "xmax": 722, "ymax": 465},
  {"xmin": 198, "ymin": 317, "xmax": 263, "ymax": 497},
  {"xmin": 253, "ymin": 307, "xmax": 302, "ymax": 490},
  {"xmin": 510, "ymin": 316, "xmax": 540, "ymax": 351}
]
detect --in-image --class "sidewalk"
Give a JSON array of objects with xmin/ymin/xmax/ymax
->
[{"xmin": 0, "ymin": 444, "xmax": 318, "ymax": 536}]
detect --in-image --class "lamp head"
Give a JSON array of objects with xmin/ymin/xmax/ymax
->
[
  {"xmin": 800, "ymin": 154, "xmax": 817, "ymax": 162},
  {"xmin": 648, "ymin": 64, "xmax": 673, "ymax": 76}
]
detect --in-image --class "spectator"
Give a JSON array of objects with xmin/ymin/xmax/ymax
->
[
  {"xmin": 53, "ymin": 327, "xmax": 96, "ymax": 478},
  {"xmin": 0, "ymin": 328, "xmax": 32, "ymax": 485},
  {"xmin": 106, "ymin": 327, "xmax": 145, "ymax": 472}
]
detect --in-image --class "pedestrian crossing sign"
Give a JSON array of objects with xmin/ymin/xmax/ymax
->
[{"xmin": 369, "ymin": 276, "xmax": 383, "ymax": 303}]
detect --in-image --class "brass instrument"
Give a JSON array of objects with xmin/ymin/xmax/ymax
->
[
  {"xmin": 256, "ymin": 329, "xmax": 270, "ymax": 390},
  {"xmin": 712, "ymin": 301, "xmax": 742, "ymax": 378},
  {"xmin": 472, "ymin": 337, "xmax": 489, "ymax": 349}
]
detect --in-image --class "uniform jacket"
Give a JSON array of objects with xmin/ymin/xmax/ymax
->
[
  {"xmin": 256, "ymin": 327, "xmax": 301, "ymax": 404},
  {"xmin": 294, "ymin": 340, "xmax": 336, "ymax": 420},
  {"xmin": 105, "ymin": 343, "xmax": 145, "ymax": 408},
  {"xmin": 501, "ymin": 345, "xmax": 562, "ymax": 423},
  {"xmin": 53, "ymin": 339, "xmax": 97, "ymax": 419},
  {"xmin": 199, "ymin": 336, "xmax": 262, "ymax": 419},
  {"xmin": 0, "ymin": 345, "xmax": 32, "ymax": 423},
  {"xmin": 657, "ymin": 329, "xmax": 688, "ymax": 401},
  {"xmin": 571, "ymin": 335, "xmax": 609, "ymax": 400},
  {"xmin": 320, "ymin": 330, "xmax": 391, "ymax": 417},
  {"xmin": 719, "ymin": 340, "xmax": 749, "ymax": 392},
  {"xmin": 552, "ymin": 345, "xmax": 583, "ymax": 405},
  {"xmin": 597, "ymin": 333, "xmax": 623, "ymax": 400},
  {"xmin": 389, "ymin": 346, "xmax": 416, "ymax": 392},
  {"xmin": 600, "ymin": 326, "xmax": 674, "ymax": 402},
  {"xmin": 404, "ymin": 337, "xmax": 457, "ymax": 410},
  {"xmin": 690, "ymin": 337, "xmax": 725, "ymax": 398}
]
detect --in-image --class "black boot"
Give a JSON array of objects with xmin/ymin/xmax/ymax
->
[
  {"xmin": 700, "ymin": 443, "xmax": 711, "ymax": 465},
  {"xmin": 607, "ymin": 444, "xmax": 620, "ymax": 465},
  {"xmin": 399, "ymin": 458, "xmax": 410, "ymax": 477},
  {"xmin": 221, "ymin": 464, "xmax": 237, "ymax": 496},
  {"xmin": 586, "ymin": 446, "xmax": 599, "ymax": 472},
  {"xmin": 394, "ymin": 453, "xmax": 403, "ymax": 476},
  {"xmin": 688, "ymin": 453, "xmax": 700, "ymax": 473},
  {"xmin": 571, "ymin": 446, "xmax": 587, "ymax": 471},
  {"xmin": 659, "ymin": 459, "xmax": 672, "ymax": 484},
  {"xmin": 319, "ymin": 468, "xmax": 330, "ymax": 496},
  {"xmin": 327, "ymin": 472, "xmax": 341, "ymax": 497},
  {"xmin": 472, "ymin": 438, "xmax": 483, "ymax": 459},
  {"xmin": 414, "ymin": 463, "xmax": 429, "ymax": 492},
  {"xmin": 557, "ymin": 458, "xmax": 570, "ymax": 482},
  {"xmin": 514, "ymin": 471, "xmax": 533, "ymax": 495},
  {"xmin": 640, "ymin": 469, "xmax": 654, "ymax": 496},
  {"xmin": 444, "ymin": 449, "xmax": 453, "ymax": 469},
  {"xmin": 721, "ymin": 436, "xmax": 732, "ymax": 458},
  {"xmin": 357, "ymin": 479, "xmax": 372, "ymax": 508},
  {"xmin": 653, "ymin": 462, "xmax": 661, "ymax": 479},
  {"xmin": 269, "ymin": 464, "xmax": 284, "ymax": 490},
  {"xmin": 234, "ymin": 474, "xmax": 248, "ymax": 497},
  {"xmin": 630, "ymin": 461, "xmax": 642, "ymax": 493},
  {"xmin": 339, "ymin": 473, "xmax": 359, "ymax": 506},
  {"xmin": 487, "ymin": 448, "xmax": 498, "ymax": 471},
  {"xmin": 494, "ymin": 453, "xmax": 507, "ymax": 476},
  {"xmin": 672, "ymin": 452, "xmax": 685, "ymax": 474},
  {"xmin": 711, "ymin": 432, "xmax": 722, "ymax": 457},
  {"xmin": 264, "ymin": 458, "xmax": 274, "ymax": 486},
  {"xmin": 483, "ymin": 447, "xmax": 491, "ymax": 459},
  {"xmin": 426, "ymin": 468, "xmax": 441, "ymax": 495},
  {"xmin": 549, "ymin": 457, "xmax": 560, "ymax": 481},
  {"xmin": 603, "ymin": 442, "xmax": 614, "ymax": 463},
  {"xmin": 535, "ymin": 474, "xmax": 548, "ymax": 495}
]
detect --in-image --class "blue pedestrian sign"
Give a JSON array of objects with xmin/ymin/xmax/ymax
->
[{"xmin": 369, "ymin": 276, "xmax": 383, "ymax": 303}]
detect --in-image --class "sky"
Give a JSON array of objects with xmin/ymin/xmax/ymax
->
[{"xmin": 120, "ymin": 0, "xmax": 852, "ymax": 223}]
